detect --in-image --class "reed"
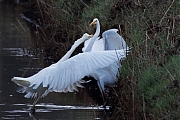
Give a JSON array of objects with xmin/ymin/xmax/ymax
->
[{"xmin": 111, "ymin": 0, "xmax": 180, "ymax": 119}]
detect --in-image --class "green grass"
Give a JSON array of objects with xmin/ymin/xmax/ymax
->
[
  {"xmin": 138, "ymin": 56, "xmax": 180, "ymax": 119},
  {"xmin": 55, "ymin": 0, "xmax": 118, "ymax": 39},
  {"xmin": 81, "ymin": 0, "xmax": 117, "ymax": 30},
  {"xmin": 113, "ymin": 0, "xmax": 180, "ymax": 119}
]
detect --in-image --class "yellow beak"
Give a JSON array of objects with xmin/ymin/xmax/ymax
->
[
  {"xmin": 90, "ymin": 21, "xmax": 95, "ymax": 26},
  {"xmin": 88, "ymin": 34, "xmax": 93, "ymax": 38}
]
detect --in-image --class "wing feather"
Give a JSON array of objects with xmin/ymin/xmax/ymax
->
[
  {"xmin": 102, "ymin": 29, "xmax": 128, "ymax": 50},
  {"xmin": 12, "ymin": 49, "xmax": 127, "ymax": 98}
]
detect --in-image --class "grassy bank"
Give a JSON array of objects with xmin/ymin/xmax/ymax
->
[
  {"xmin": 28, "ymin": 0, "xmax": 180, "ymax": 119},
  {"xmin": 108, "ymin": 0, "xmax": 180, "ymax": 119}
]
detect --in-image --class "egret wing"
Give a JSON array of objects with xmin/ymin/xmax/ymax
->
[
  {"xmin": 12, "ymin": 50, "xmax": 127, "ymax": 98},
  {"xmin": 102, "ymin": 29, "xmax": 128, "ymax": 50}
]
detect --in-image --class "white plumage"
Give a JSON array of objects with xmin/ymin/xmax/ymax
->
[
  {"xmin": 12, "ymin": 50, "xmax": 127, "ymax": 98},
  {"xmin": 12, "ymin": 19, "xmax": 129, "ymax": 112},
  {"xmin": 12, "ymin": 33, "xmax": 92, "ymax": 99},
  {"xmin": 82, "ymin": 18, "xmax": 129, "ymax": 98}
]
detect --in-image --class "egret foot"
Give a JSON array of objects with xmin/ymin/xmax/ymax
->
[
  {"xmin": 30, "ymin": 96, "xmax": 40, "ymax": 115},
  {"xmin": 103, "ymin": 101, "xmax": 107, "ymax": 108},
  {"xmin": 30, "ymin": 107, "xmax": 35, "ymax": 115}
]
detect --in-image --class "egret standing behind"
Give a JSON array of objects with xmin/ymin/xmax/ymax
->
[{"xmin": 82, "ymin": 18, "xmax": 129, "ymax": 102}]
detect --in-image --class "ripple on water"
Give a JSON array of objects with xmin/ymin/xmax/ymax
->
[{"xmin": 3, "ymin": 103, "xmax": 109, "ymax": 114}]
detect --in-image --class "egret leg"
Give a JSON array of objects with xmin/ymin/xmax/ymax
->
[
  {"xmin": 30, "ymin": 96, "xmax": 40, "ymax": 114},
  {"xmin": 97, "ymin": 81, "xmax": 107, "ymax": 107},
  {"xmin": 102, "ymin": 91, "xmax": 107, "ymax": 108}
]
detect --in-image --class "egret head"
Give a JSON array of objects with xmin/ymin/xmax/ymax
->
[
  {"xmin": 82, "ymin": 33, "xmax": 93, "ymax": 40},
  {"xmin": 90, "ymin": 18, "xmax": 98, "ymax": 26}
]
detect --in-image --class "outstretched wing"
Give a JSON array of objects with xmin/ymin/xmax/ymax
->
[
  {"xmin": 102, "ymin": 29, "xmax": 128, "ymax": 50},
  {"xmin": 12, "ymin": 50, "xmax": 127, "ymax": 98}
]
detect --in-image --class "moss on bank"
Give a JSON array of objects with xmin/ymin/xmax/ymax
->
[{"xmin": 27, "ymin": 0, "xmax": 180, "ymax": 119}]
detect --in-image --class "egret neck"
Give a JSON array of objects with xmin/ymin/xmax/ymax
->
[
  {"xmin": 84, "ymin": 19, "xmax": 100, "ymax": 52},
  {"xmin": 59, "ymin": 37, "xmax": 88, "ymax": 62}
]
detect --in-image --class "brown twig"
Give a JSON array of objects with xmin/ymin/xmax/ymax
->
[
  {"xmin": 159, "ymin": 0, "xmax": 175, "ymax": 25},
  {"xmin": 16, "ymin": 18, "xmax": 27, "ymax": 34},
  {"xmin": 142, "ymin": 94, "xmax": 147, "ymax": 120}
]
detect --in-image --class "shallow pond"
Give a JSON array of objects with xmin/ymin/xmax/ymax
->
[{"xmin": 0, "ymin": 1, "xmax": 107, "ymax": 119}]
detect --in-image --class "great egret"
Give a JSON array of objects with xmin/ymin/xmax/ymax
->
[
  {"xmin": 11, "ymin": 19, "xmax": 128, "ymax": 114},
  {"xmin": 82, "ymin": 18, "xmax": 129, "ymax": 102}
]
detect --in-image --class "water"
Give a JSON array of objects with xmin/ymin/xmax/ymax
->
[{"xmin": 0, "ymin": 1, "xmax": 107, "ymax": 119}]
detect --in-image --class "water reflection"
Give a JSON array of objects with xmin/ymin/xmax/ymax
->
[{"xmin": 0, "ymin": 1, "xmax": 106, "ymax": 119}]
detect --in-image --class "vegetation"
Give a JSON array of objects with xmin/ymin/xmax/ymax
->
[{"xmin": 27, "ymin": 0, "xmax": 180, "ymax": 119}]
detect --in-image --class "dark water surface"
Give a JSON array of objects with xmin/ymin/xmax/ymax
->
[{"xmin": 0, "ymin": 1, "xmax": 106, "ymax": 119}]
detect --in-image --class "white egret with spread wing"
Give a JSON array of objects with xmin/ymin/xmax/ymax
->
[{"xmin": 12, "ymin": 18, "xmax": 128, "ymax": 114}]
